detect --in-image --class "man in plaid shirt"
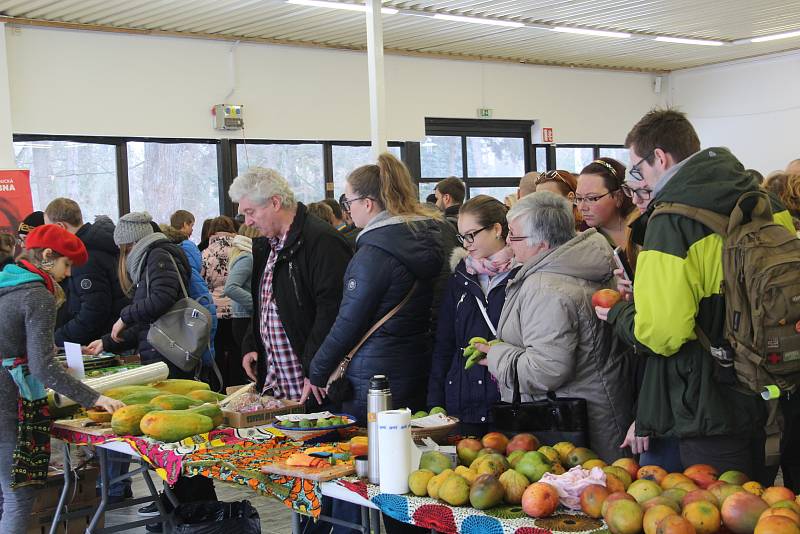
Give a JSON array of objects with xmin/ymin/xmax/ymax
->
[{"xmin": 230, "ymin": 167, "xmax": 352, "ymax": 406}]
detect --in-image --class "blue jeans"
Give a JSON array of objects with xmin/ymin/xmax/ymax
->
[
  {"xmin": 640, "ymin": 437, "xmax": 683, "ymax": 473},
  {"xmin": 100, "ymin": 450, "xmax": 131, "ymax": 498},
  {"xmin": 0, "ymin": 418, "xmax": 37, "ymax": 534}
]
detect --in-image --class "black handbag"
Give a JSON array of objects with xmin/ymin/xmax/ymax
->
[{"xmin": 491, "ymin": 355, "xmax": 590, "ymax": 447}]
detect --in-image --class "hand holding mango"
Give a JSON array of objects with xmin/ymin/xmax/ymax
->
[{"xmin": 463, "ymin": 337, "xmax": 501, "ymax": 369}]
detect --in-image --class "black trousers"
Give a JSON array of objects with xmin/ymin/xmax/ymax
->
[{"xmin": 678, "ymin": 433, "xmax": 766, "ymax": 483}]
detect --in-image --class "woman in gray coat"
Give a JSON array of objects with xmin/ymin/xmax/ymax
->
[{"xmin": 482, "ymin": 192, "xmax": 632, "ymax": 462}]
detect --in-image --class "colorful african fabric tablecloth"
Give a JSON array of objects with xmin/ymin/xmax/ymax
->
[
  {"xmin": 336, "ymin": 478, "xmax": 609, "ymax": 534},
  {"xmin": 51, "ymin": 424, "xmax": 327, "ymax": 517}
]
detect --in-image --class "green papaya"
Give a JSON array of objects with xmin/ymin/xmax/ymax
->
[
  {"xmin": 152, "ymin": 379, "xmax": 210, "ymax": 395},
  {"xmin": 149, "ymin": 394, "xmax": 201, "ymax": 410},
  {"xmin": 188, "ymin": 403, "xmax": 224, "ymax": 428},
  {"xmin": 103, "ymin": 385, "xmax": 161, "ymax": 400},
  {"xmin": 186, "ymin": 390, "xmax": 226, "ymax": 403},
  {"xmin": 119, "ymin": 390, "xmax": 162, "ymax": 405}
]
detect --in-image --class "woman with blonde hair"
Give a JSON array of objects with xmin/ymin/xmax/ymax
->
[{"xmin": 308, "ymin": 153, "xmax": 444, "ymax": 422}]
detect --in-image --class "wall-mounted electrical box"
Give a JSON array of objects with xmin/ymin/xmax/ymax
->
[{"xmin": 212, "ymin": 104, "xmax": 244, "ymax": 130}]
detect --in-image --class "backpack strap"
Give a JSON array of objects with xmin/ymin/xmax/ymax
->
[
  {"xmin": 650, "ymin": 202, "xmax": 730, "ymax": 237},
  {"xmin": 728, "ymin": 190, "xmax": 774, "ymax": 228}
]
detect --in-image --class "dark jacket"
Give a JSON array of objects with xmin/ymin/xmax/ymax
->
[
  {"xmin": 309, "ymin": 213, "xmax": 445, "ymax": 423},
  {"xmin": 242, "ymin": 203, "xmax": 353, "ymax": 391},
  {"xmin": 336, "ymin": 223, "xmax": 361, "ymax": 251},
  {"xmin": 54, "ymin": 217, "xmax": 129, "ymax": 346},
  {"xmin": 427, "ymin": 252, "xmax": 509, "ymax": 425},
  {"xmin": 102, "ymin": 240, "xmax": 191, "ymax": 373},
  {"xmin": 608, "ymin": 147, "xmax": 796, "ymax": 439},
  {"xmin": 443, "ymin": 204, "xmax": 461, "ymax": 230}
]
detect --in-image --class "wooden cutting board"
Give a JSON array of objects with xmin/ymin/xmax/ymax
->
[
  {"xmin": 54, "ymin": 418, "xmax": 114, "ymax": 437},
  {"xmin": 260, "ymin": 459, "xmax": 355, "ymax": 481}
]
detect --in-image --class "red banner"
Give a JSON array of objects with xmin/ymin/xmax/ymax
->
[{"xmin": 0, "ymin": 170, "xmax": 33, "ymax": 235}]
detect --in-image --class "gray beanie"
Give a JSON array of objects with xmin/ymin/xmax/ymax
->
[{"xmin": 114, "ymin": 212, "xmax": 154, "ymax": 246}]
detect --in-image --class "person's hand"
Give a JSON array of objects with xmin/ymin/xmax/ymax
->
[
  {"xmin": 242, "ymin": 351, "xmax": 258, "ymax": 382},
  {"xmin": 473, "ymin": 342, "xmax": 491, "ymax": 354},
  {"xmin": 83, "ymin": 340, "xmax": 104, "ymax": 356},
  {"xmin": 595, "ymin": 306, "xmax": 611, "ymax": 322},
  {"xmin": 619, "ymin": 421, "xmax": 649, "ymax": 455},
  {"xmin": 299, "ymin": 377, "xmax": 327, "ymax": 405},
  {"xmin": 476, "ymin": 358, "xmax": 489, "ymax": 367},
  {"xmin": 111, "ymin": 318, "xmax": 126, "ymax": 343},
  {"xmin": 95, "ymin": 395, "xmax": 125, "ymax": 414},
  {"xmin": 614, "ymin": 268, "xmax": 633, "ymax": 302}
]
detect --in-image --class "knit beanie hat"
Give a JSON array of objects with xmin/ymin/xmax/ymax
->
[
  {"xmin": 26, "ymin": 224, "xmax": 88, "ymax": 266},
  {"xmin": 18, "ymin": 211, "xmax": 44, "ymax": 238},
  {"xmin": 114, "ymin": 212, "xmax": 154, "ymax": 246}
]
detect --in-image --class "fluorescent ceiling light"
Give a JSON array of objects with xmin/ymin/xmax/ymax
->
[
  {"xmin": 432, "ymin": 14, "xmax": 525, "ymax": 28},
  {"xmin": 551, "ymin": 27, "xmax": 630, "ymax": 39},
  {"xmin": 286, "ymin": 0, "xmax": 398, "ymax": 15},
  {"xmin": 751, "ymin": 30, "xmax": 800, "ymax": 43},
  {"xmin": 654, "ymin": 36, "xmax": 724, "ymax": 46}
]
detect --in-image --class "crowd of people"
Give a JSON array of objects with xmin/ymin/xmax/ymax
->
[{"xmin": 1, "ymin": 108, "xmax": 800, "ymax": 534}]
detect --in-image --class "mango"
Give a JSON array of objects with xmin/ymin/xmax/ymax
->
[{"xmin": 408, "ymin": 469, "xmax": 435, "ymax": 496}]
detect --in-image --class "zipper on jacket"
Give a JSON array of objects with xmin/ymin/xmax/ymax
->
[{"xmin": 289, "ymin": 260, "xmax": 302, "ymax": 307}]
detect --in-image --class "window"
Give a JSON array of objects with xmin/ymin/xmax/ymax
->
[
  {"xmin": 14, "ymin": 140, "xmax": 118, "ymax": 221},
  {"xmin": 555, "ymin": 147, "xmax": 594, "ymax": 173},
  {"xmin": 332, "ymin": 145, "xmax": 402, "ymax": 200},
  {"xmin": 466, "ymin": 137, "xmax": 525, "ymax": 178},
  {"xmin": 599, "ymin": 147, "xmax": 631, "ymax": 167},
  {"xmin": 418, "ymin": 182, "xmax": 437, "ymax": 203},
  {"xmin": 469, "ymin": 187, "xmax": 518, "ymax": 203},
  {"xmin": 535, "ymin": 146, "xmax": 548, "ymax": 173},
  {"xmin": 420, "ymin": 136, "xmax": 463, "ymax": 179},
  {"xmin": 128, "ymin": 142, "xmax": 219, "ymax": 238},
  {"xmin": 236, "ymin": 143, "xmax": 325, "ymax": 204}
]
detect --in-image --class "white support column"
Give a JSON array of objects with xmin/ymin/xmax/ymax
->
[
  {"xmin": 365, "ymin": 0, "xmax": 387, "ymax": 159},
  {"xmin": 0, "ymin": 24, "xmax": 15, "ymax": 168}
]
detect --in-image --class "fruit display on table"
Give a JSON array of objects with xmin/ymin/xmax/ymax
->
[
  {"xmin": 406, "ymin": 431, "xmax": 799, "ymax": 534},
  {"xmin": 274, "ymin": 414, "xmax": 356, "ymax": 430}
]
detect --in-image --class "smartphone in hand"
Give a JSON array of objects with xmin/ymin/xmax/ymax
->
[{"xmin": 613, "ymin": 246, "xmax": 634, "ymax": 281}]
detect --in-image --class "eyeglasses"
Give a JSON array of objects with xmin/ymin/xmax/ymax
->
[
  {"xmin": 535, "ymin": 170, "xmax": 575, "ymax": 192},
  {"xmin": 573, "ymin": 190, "xmax": 616, "ymax": 205},
  {"xmin": 621, "ymin": 184, "xmax": 653, "ymax": 201},
  {"xmin": 628, "ymin": 150, "xmax": 655, "ymax": 181},
  {"xmin": 506, "ymin": 229, "xmax": 530, "ymax": 242},
  {"xmin": 340, "ymin": 196, "xmax": 371, "ymax": 212},
  {"xmin": 456, "ymin": 225, "xmax": 492, "ymax": 246}
]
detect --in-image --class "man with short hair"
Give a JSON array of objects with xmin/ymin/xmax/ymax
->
[
  {"xmin": 170, "ymin": 209, "xmax": 195, "ymax": 239},
  {"xmin": 44, "ymin": 198, "xmax": 128, "ymax": 346},
  {"xmin": 229, "ymin": 168, "xmax": 352, "ymax": 407},
  {"xmin": 321, "ymin": 198, "xmax": 359, "ymax": 249},
  {"xmin": 786, "ymin": 158, "xmax": 800, "ymax": 175},
  {"xmin": 434, "ymin": 177, "xmax": 465, "ymax": 229},
  {"xmin": 595, "ymin": 109, "xmax": 795, "ymax": 478},
  {"xmin": 518, "ymin": 171, "xmax": 539, "ymax": 198}
]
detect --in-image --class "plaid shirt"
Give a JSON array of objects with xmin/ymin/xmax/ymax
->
[{"xmin": 259, "ymin": 235, "xmax": 305, "ymax": 400}]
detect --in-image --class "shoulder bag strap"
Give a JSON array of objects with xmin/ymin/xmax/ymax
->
[
  {"xmin": 331, "ymin": 280, "xmax": 419, "ymax": 380},
  {"xmin": 146, "ymin": 251, "xmax": 189, "ymax": 300},
  {"xmin": 473, "ymin": 296, "xmax": 497, "ymax": 338}
]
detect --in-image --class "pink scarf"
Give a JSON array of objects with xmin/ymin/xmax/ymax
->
[{"xmin": 464, "ymin": 246, "xmax": 516, "ymax": 276}]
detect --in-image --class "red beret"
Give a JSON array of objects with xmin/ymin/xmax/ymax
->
[{"xmin": 25, "ymin": 224, "xmax": 89, "ymax": 266}]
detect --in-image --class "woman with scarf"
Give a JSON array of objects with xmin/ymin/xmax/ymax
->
[
  {"xmin": 427, "ymin": 195, "xmax": 516, "ymax": 436},
  {"xmin": 0, "ymin": 225, "xmax": 122, "ymax": 534}
]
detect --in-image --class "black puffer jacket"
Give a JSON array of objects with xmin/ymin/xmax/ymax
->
[
  {"xmin": 102, "ymin": 240, "xmax": 191, "ymax": 376},
  {"xmin": 309, "ymin": 213, "xmax": 445, "ymax": 423},
  {"xmin": 55, "ymin": 217, "xmax": 129, "ymax": 346}
]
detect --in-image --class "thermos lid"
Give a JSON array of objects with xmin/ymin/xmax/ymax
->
[{"xmin": 369, "ymin": 375, "xmax": 389, "ymax": 390}]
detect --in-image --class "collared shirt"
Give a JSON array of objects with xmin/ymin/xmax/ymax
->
[{"xmin": 259, "ymin": 234, "xmax": 304, "ymax": 400}]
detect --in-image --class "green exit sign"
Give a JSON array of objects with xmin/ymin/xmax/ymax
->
[{"xmin": 477, "ymin": 108, "xmax": 493, "ymax": 119}]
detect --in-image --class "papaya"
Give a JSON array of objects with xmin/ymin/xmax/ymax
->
[
  {"xmin": 139, "ymin": 410, "xmax": 215, "ymax": 442},
  {"xmin": 187, "ymin": 390, "xmax": 226, "ymax": 403},
  {"xmin": 111, "ymin": 404, "xmax": 157, "ymax": 436},
  {"xmin": 149, "ymin": 394, "xmax": 201, "ymax": 410},
  {"xmin": 188, "ymin": 403, "xmax": 224, "ymax": 427},
  {"xmin": 103, "ymin": 385, "xmax": 161, "ymax": 400},
  {"xmin": 152, "ymin": 379, "xmax": 210, "ymax": 395},
  {"xmin": 119, "ymin": 390, "xmax": 162, "ymax": 405}
]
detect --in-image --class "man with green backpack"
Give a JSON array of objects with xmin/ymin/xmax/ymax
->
[{"xmin": 595, "ymin": 108, "xmax": 799, "ymax": 483}]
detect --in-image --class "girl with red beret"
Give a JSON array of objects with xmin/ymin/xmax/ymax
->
[{"xmin": 0, "ymin": 224, "xmax": 123, "ymax": 534}]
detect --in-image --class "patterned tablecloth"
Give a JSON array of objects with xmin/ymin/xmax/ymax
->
[
  {"xmin": 336, "ymin": 478, "xmax": 609, "ymax": 534},
  {"xmin": 51, "ymin": 424, "xmax": 329, "ymax": 518}
]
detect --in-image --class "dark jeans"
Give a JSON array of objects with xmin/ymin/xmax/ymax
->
[
  {"xmin": 640, "ymin": 437, "xmax": 683, "ymax": 473},
  {"xmin": 214, "ymin": 319, "xmax": 249, "ymax": 390},
  {"xmin": 678, "ymin": 433, "xmax": 766, "ymax": 483}
]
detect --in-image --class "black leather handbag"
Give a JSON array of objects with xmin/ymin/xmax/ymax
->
[{"xmin": 491, "ymin": 355, "xmax": 590, "ymax": 447}]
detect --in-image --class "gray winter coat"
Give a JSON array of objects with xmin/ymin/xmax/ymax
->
[
  {"xmin": 487, "ymin": 229, "xmax": 632, "ymax": 462},
  {"xmin": 223, "ymin": 253, "xmax": 253, "ymax": 318}
]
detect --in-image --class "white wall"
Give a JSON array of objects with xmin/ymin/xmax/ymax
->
[
  {"xmin": 4, "ymin": 25, "xmax": 661, "ymax": 144},
  {"xmin": 669, "ymin": 51, "xmax": 800, "ymax": 174}
]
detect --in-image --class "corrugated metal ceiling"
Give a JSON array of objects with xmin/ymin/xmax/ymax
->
[{"xmin": 1, "ymin": 0, "xmax": 800, "ymax": 72}]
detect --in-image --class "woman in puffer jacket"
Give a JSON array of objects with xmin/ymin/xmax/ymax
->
[
  {"xmin": 484, "ymin": 192, "xmax": 632, "ymax": 462},
  {"xmin": 308, "ymin": 153, "xmax": 445, "ymax": 424}
]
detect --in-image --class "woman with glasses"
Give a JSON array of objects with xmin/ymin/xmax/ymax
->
[
  {"xmin": 479, "ymin": 191, "xmax": 632, "ymax": 462},
  {"xmin": 308, "ymin": 153, "xmax": 444, "ymax": 424},
  {"xmin": 427, "ymin": 195, "xmax": 515, "ymax": 436},
  {"xmin": 576, "ymin": 158, "xmax": 638, "ymax": 249},
  {"xmin": 533, "ymin": 169, "xmax": 587, "ymax": 231}
]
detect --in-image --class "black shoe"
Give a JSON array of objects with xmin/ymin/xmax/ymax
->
[
  {"xmin": 145, "ymin": 523, "xmax": 163, "ymax": 533},
  {"xmin": 138, "ymin": 501, "xmax": 160, "ymax": 517}
]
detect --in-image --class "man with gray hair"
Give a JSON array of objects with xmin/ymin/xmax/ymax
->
[
  {"xmin": 476, "ymin": 191, "xmax": 632, "ymax": 462},
  {"xmin": 229, "ymin": 167, "xmax": 352, "ymax": 407}
]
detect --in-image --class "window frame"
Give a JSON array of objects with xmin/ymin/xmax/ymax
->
[{"xmin": 533, "ymin": 143, "xmax": 628, "ymax": 172}]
